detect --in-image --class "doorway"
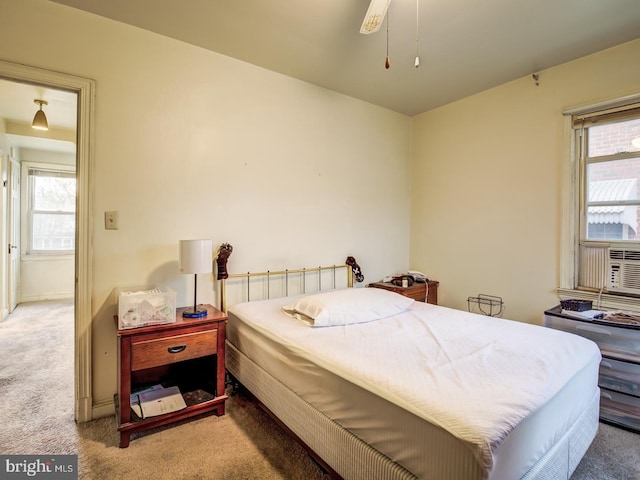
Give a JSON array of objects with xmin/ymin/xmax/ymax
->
[
  {"xmin": 0, "ymin": 80, "xmax": 78, "ymax": 311},
  {"xmin": 0, "ymin": 60, "xmax": 94, "ymax": 422}
]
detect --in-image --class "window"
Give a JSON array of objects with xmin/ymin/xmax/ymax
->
[
  {"xmin": 28, "ymin": 167, "xmax": 76, "ymax": 254},
  {"xmin": 583, "ymin": 117, "xmax": 640, "ymax": 242},
  {"xmin": 571, "ymin": 102, "xmax": 640, "ymax": 292}
]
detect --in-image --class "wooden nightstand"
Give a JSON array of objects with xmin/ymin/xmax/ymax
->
[
  {"xmin": 369, "ymin": 280, "xmax": 439, "ymax": 304},
  {"xmin": 116, "ymin": 304, "xmax": 228, "ymax": 447}
]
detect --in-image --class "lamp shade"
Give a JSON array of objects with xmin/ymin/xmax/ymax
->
[{"xmin": 179, "ymin": 239, "xmax": 213, "ymax": 274}]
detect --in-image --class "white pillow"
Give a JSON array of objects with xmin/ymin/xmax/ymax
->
[{"xmin": 282, "ymin": 288, "xmax": 414, "ymax": 327}]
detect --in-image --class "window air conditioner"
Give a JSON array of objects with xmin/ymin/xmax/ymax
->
[{"xmin": 607, "ymin": 248, "xmax": 640, "ymax": 295}]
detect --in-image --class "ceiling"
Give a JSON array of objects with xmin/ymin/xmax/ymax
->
[
  {"xmin": 50, "ymin": 0, "xmax": 640, "ymax": 116},
  {"xmin": 0, "ymin": 78, "xmax": 77, "ymax": 153}
]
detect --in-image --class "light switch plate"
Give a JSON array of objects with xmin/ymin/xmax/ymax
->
[{"xmin": 105, "ymin": 211, "xmax": 119, "ymax": 230}]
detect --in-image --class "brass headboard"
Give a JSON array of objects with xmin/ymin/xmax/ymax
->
[{"xmin": 217, "ymin": 249, "xmax": 363, "ymax": 313}]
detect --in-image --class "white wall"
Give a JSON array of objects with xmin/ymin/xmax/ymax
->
[
  {"xmin": 410, "ymin": 39, "xmax": 640, "ymax": 324},
  {"xmin": 19, "ymin": 256, "xmax": 74, "ymax": 301},
  {"xmin": 0, "ymin": 0, "xmax": 411, "ymax": 410}
]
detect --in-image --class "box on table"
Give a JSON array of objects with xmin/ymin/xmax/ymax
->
[
  {"xmin": 116, "ymin": 287, "xmax": 176, "ymax": 329},
  {"xmin": 560, "ymin": 299, "xmax": 593, "ymax": 312}
]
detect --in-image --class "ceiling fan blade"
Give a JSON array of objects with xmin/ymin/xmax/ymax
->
[{"xmin": 360, "ymin": 0, "xmax": 391, "ymax": 34}]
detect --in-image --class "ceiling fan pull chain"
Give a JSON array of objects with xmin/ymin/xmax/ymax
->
[
  {"xmin": 385, "ymin": 5, "xmax": 390, "ymax": 69},
  {"xmin": 415, "ymin": 0, "xmax": 420, "ymax": 68}
]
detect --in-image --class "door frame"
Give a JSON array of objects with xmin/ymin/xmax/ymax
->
[
  {"xmin": 8, "ymin": 157, "xmax": 20, "ymax": 312},
  {"xmin": 0, "ymin": 60, "xmax": 95, "ymax": 423}
]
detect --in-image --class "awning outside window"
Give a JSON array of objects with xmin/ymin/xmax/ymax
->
[{"xmin": 588, "ymin": 179, "xmax": 637, "ymax": 226}]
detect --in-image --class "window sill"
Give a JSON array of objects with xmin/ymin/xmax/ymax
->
[
  {"xmin": 557, "ymin": 288, "xmax": 640, "ymax": 313},
  {"xmin": 22, "ymin": 253, "xmax": 75, "ymax": 262}
]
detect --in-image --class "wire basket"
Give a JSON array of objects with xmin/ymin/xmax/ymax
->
[{"xmin": 467, "ymin": 294, "xmax": 504, "ymax": 317}]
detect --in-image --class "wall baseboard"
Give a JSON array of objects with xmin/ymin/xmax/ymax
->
[
  {"xmin": 92, "ymin": 399, "xmax": 116, "ymax": 420},
  {"xmin": 19, "ymin": 294, "xmax": 74, "ymax": 303}
]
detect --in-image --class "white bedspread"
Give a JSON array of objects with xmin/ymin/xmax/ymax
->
[{"xmin": 229, "ymin": 296, "xmax": 601, "ymax": 471}]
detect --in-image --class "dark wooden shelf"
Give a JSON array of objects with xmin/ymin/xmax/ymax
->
[{"xmin": 116, "ymin": 305, "xmax": 228, "ymax": 447}]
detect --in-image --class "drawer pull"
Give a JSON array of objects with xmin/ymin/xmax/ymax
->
[
  {"xmin": 167, "ymin": 345, "xmax": 187, "ymax": 354},
  {"xmin": 601, "ymin": 361, "xmax": 613, "ymax": 369},
  {"xmin": 601, "ymin": 392, "xmax": 613, "ymax": 400},
  {"xmin": 576, "ymin": 325, "xmax": 611, "ymax": 335}
]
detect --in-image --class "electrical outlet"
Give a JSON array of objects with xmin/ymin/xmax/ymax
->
[{"xmin": 105, "ymin": 211, "xmax": 119, "ymax": 230}]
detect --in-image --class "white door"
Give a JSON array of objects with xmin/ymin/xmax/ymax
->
[
  {"xmin": 8, "ymin": 158, "xmax": 20, "ymax": 312},
  {"xmin": 0, "ymin": 150, "xmax": 4, "ymax": 320}
]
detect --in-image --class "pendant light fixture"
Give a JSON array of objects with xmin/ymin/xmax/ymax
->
[{"xmin": 32, "ymin": 99, "xmax": 49, "ymax": 131}]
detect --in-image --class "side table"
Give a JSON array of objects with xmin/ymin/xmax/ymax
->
[
  {"xmin": 369, "ymin": 280, "xmax": 439, "ymax": 304},
  {"xmin": 116, "ymin": 304, "xmax": 228, "ymax": 447}
]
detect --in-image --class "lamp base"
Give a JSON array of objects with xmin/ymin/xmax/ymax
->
[{"xmin": 182, "ymin": 306, "xmax": 208, "ymax": 318}]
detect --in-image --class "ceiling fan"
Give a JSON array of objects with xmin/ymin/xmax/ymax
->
[
  {"xmin": 360, "ymin": 0, "xmax": 421, "ymax": 69},
  {"xmin": 360, "ymin": 0, "xmax": 391, "ymax": 34}
]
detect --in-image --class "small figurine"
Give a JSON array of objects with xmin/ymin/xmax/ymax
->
[
  {"xmin": 216, "ymin": 243, "xmax": 233, "ymax": 280},
  {"xmin": 346, "ymin": 256, "xmax": 364, "ymax": 283}
]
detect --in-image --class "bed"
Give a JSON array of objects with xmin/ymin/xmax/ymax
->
[{"xmin": 221, "ymin": 262, "xmax": 601, "ymax": 480}]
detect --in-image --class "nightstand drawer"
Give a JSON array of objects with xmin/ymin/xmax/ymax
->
[
  {"xmin": 404, "ymin": 285, "xmax": 427, "ymax": 301},
  {"xmin": 369, "ymin": 280, "xmax": 438, "ymax": 304},
  {"xmin": 600, "ymin": 389, "xmax": 640, "ymax": 430},
  {"xmin": 599, "ymin": 357, "xmax": 640, "ymax": 396},
  {"xmin": 131, "ymin": 329, "xmax": 217, "ymax": 371},
  {"xmin": 544, "ymin": 314, "xmax": 640, "ymax": 361}
]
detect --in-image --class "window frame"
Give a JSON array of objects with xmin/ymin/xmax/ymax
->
[
  {"xmin": 559, "ymin": 94, "xmax": 640, "ymax": 311},
  {"xmin": 23, "ymin": 161, "xmax": 76, "ymax": 256}
]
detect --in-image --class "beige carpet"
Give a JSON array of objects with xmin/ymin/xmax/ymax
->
[
  {"xmin": 76, "ymin": 391, "xmax": 330, "ymax": 479},
  {"xmin": 1, "ymin": 300, "xmax": 639, "ymax": 479}
]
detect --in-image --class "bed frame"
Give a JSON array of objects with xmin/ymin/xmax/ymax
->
[
  {"xmin": 220, "ymin": 260, "xmax": 599, "ymax": 480},
  {"xmin": 220, "ymin": 263, "xmax": 354, "ymax": 313}
]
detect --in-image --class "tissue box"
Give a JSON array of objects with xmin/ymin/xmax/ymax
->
[{"xmin": 117, "ymin": 287, "xmax": 176, "ymax": 329}]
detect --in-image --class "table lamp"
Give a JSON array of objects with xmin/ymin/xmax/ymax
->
[{"xmin": 179, "ymin": 239, "xmax": 213, "ymax": 318}]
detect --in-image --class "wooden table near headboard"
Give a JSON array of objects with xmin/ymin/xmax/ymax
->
[{"xmin": 368, "ymin": 280, "xmax": 439, "ymax": 304}]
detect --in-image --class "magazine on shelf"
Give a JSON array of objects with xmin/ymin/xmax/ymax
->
[{"xmin": 130, "ymin": 384, "xmax": 187, "ymax": 419}]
